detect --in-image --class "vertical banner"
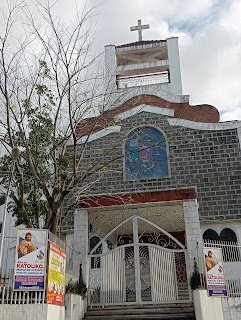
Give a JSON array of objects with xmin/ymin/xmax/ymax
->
[
  {"xmin": 47, "ymin": 242, "xmax": 66, "ymax": 306},
  {"xmin": 203, "ymin": 247, "xmax": 228, "ymax": 297},
  {"xmin": 13, "ymin": 228, "xmax": 48, "ymax": 291}
]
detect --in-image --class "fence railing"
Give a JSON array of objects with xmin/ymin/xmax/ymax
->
[
  {"xmin": 0, "ymin": 271, "xmax": 45, "ymax": 304},
  {"xmin": 117, "ymin": 71, "xmax": 169, "ymax": 89},
  {"xmin": 203, "ymin": 239, "xmax": 241, "ymax": 262},
  {"xmin": 0, "ymin": 231, "xmax": 66, "ymax": 305},
  {"xmin": 49, "ymin": 231, "xmax": 66, "ymax": 251},
  {"xmin": 198, "ymin": 239, "xmax": 241, "ymax": 297}
]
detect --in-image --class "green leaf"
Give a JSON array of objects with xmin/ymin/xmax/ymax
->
[
  {"xmin": 128, "ymin": 196, "xmax": 134, "ymax": 202},
  {"xmin": 107, "ymin": 120, "xmax": 116, "ymax": 127},
  {"xmin": 83, "ymin": 107, "xmax": 90, "ymax": 114}
]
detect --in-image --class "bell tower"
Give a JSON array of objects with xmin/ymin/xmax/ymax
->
[{"xmin": 104, "ymin": 20, "xmax": 187, "ymax": 110}]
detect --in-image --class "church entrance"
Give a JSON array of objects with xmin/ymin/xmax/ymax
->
[{"xmin": 88, "ymin": 212, "xmax": 191, "ymax": 306}]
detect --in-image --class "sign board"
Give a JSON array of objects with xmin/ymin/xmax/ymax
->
[
  {"xmin": 13, "ymin": 228, "xmax": 48, "ymax": 291},
  {"xmin": 203, "ymin": 247, "xmax": 228, "ymax": 297},
  {"xmin": 47, "ymin": 242, "xmax": 66, "ymax": 306}
]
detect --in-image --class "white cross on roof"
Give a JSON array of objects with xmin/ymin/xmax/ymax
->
[{"xmin": 130, "ymin": 19, "xmax": 150, "ymax": 41}]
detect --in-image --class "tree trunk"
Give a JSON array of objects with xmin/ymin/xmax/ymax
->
[{"xmin": 48, "ymin": 207, "xmax": 61, "ymax": 234}]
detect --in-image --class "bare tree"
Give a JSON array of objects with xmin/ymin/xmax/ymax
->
[{"xmin": 0, "ymin": 1, "xmax": 155, "ymax": 233}]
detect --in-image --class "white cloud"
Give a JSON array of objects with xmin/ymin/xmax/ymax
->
[
  {"xmin": 85, "ymin": 0, "xmax": 241, "ymax": 121},
  {"xmin": 2, "ymin": 0, "xmax": 240, "ymax": 121},
  {"xmin": 180, "ymin": 0, "xmax": 241, "ymax": 120}
]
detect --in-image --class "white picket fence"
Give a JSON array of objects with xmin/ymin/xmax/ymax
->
[
  {"xmin": 0, "ymin": 271, "xmax": 46, "ymax": 304},
  {"xmin": 0, "ymin": 231, "xmax": 66, "ymax": 305},
  {"xmin": 0, "ymin": 272, "xmax": 77, "ymax": 305},
  {"xmin": 198, "ymin": 239, "xmax": 241, "ymax": 297}
]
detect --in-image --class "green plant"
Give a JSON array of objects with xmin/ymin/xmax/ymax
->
[
  {"xmin": 190, "ymin": 258, "xmax": 201, "ymax": 290},
  {"xmin": 65, "ymin": 264, "xmax": 87, "ymax": 297}
]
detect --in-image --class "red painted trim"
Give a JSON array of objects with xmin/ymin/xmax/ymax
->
[
  {"xmin": 75, "ymin": 188, "xmax": 197, "ymax": 209},
  {"xmin": 76, "ymin": 94, "xmax": 219, "ymax": 137}
]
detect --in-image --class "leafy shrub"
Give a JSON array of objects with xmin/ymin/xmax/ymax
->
[{"xmin": 66, "ymin": 264, "xmax": 87, "ymax": 298}]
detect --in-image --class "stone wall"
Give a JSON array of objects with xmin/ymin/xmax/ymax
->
[
  {"xmin": 65, "ymin": 293, "xmax": 87, "ymax": 320},
  {"xmin": 222, "ymin": 297, "xmax": 241, "ymax": 320},
  {"xmin": 0, "ymin": 304, "xmax": 65, "ymax": 320},
  {"xmin": 193, "ymin": 289, "xmax": 224, "ymax": 320},
  {"xmin": 61, "ymin": 111, "xmax": 241, "ymax": 232}
]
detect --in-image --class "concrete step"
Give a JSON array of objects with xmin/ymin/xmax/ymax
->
[
  {"xmin": 84, "ymin": 303, "xmax": 195, "ymax": 320},
  {"xmin": 88, "ymin": 302, "xmax": 194, "ymax": 310},
  {"xmin": 84, "ymin": 314, "xmax": 195, "ymax": 320},
  {"xmin": 86, "ymin": 307, "xmax": 194, "ymax": 316}
]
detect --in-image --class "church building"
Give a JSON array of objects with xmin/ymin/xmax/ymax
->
[{"xmin": 62, "ymin": 20, "xmax": 241, "ymax": 319}]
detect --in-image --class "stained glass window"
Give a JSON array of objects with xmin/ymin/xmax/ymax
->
[{"xmin": 125, "ymin": 128, "xmax": 168, "ymax": 180}]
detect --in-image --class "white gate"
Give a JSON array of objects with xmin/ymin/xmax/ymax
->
[{"xmin": 88, "ymin": 215, "xmax": 191, "ymax": 306}]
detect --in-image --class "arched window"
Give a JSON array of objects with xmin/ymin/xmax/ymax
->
[
  {"xmin": 220, "ymin": 228, "xmax": 239, "ymax": 262},
  {"xmin": 89, "ymin": 235, "xmax": 102, "ymax": 253},
  {"xmin": 203, "ymin": 229, "xmax": 219, "ymax": 241},
  {"xmin": 89, "ymin": 235, "xmax": 101, "ymax": 268},
  {"xmin": 125, "ymin": 128, "xmax": 168, "ymax": 180},
  {"xmin": 220, "ymin": 228, "xmax": 238, "ymax": 243},
  {"xmin": 203, "ymin": 228, "xmax": 239, "ymax": 262}
]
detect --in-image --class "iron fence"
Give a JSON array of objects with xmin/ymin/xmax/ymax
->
[
  {"xmin": 0, "ymin": 231, "xmax": 67, "ymax": 304},
  {"xmin": 0, "ymin": 270, "xmax": 46, "ymax": 304},
  {"xmin": 117, "ymin": 71, "xmax": 169, "ymax": 89},
  {"xmin": 198, "ymin": 239, "xmax": 241, "ymax": 296}
]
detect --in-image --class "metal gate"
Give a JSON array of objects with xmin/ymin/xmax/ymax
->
[{"xmin": 88, "ymin": 215, "xmax": 191, "ymax": 306}]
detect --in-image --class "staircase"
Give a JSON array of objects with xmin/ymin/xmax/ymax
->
[{"xmin": 84, "ymin": 303, "xmax": 196, "ymax": 319}]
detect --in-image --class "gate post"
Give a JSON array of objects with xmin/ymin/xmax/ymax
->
[
  {"xmin": 133, "ymin": 215, "xmax": 141, "ymax": 304},
  {"xmin": 73, "ymin": 208, "xmax": 89, "ymax": 284},
  {"xmin": 183, "ymin": 199, "xmax": 202, "ymax": 274}
]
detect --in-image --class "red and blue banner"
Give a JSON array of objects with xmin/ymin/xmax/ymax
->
[
  {"xmin": 13, "ymin": 228, "xmax": 48, "ymax": 291},
  {"xmin": 203, "ymin": 247, "xmax": 228, "ymax": 297}
]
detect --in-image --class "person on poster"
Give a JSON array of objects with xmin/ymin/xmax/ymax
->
[
  {"xmin": 17, "ymin": 232, "xmax": 36, "ymax": 257},
  {"xmin": 205, "ymin": 250, "xmax": 217, "ymax": 271}
]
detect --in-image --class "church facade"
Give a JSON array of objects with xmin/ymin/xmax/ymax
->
[{"xmin": 62, "ymin": 23, "xmax": 241, "ymax": 316}]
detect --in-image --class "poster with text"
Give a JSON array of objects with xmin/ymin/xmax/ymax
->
[
  {"xmin": 203, "ymin": 247, "xmax": 228, "ymax": 297},
  {"xmin": 47, "ymin": 242, "xmax": 66, "ymax": 306},
  {"xmin": 13, "ymin": 228, "xmax": 48, "ymax": 291}
]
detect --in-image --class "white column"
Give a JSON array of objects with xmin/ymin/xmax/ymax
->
[
  {"xmin": 104, "ymin": 45, "xmax": 117, "ymax": 93},
  {"xmin": 183, "ymin": 199, "xmax": 202, "ymax": 273},
  {"xmin": 237, "ymin": 127, "xmax": 241, "ymax": 149},
  {"xmin": 193, "ymin": 290, "xmax": 224, "ymax": 320},
  {"xmin": 133, "ymin": 216, "xmax": 141, "ymax": 304},
  {"xmin": 166, "ymin": 37, "xmax": 182, "ymax": 95},
  {"xmin": 73, "ymin": 208, "xmax": 89, "ymax": 284}
]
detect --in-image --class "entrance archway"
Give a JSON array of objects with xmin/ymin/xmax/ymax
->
[{"xmin": 88, "ymin": 215, "xmax": 190, "ymax": 306}]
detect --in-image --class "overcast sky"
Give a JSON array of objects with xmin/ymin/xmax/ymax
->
[
  {"xmin": 3, "ymin": 0, "xmax": 241, "ymax": 122},
  {"xmin": 80, "ymin": 0, "xmax": 241, "ymax": 122}
]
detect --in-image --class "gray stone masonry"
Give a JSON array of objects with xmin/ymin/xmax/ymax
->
[
  {"xmin": 61, "ymin": 111, "xmax": 241, "ymax": 232},
  {"xmin": 183, "ymin": 199, "xmax": 202, "ymax": 275},
  {"xmin": 222, "ymin": 297, "xmax": 241, "ymax": 320},
  {"xmin": 73, "ymin": 209, "xmax": 88, "ymax": 283}
]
